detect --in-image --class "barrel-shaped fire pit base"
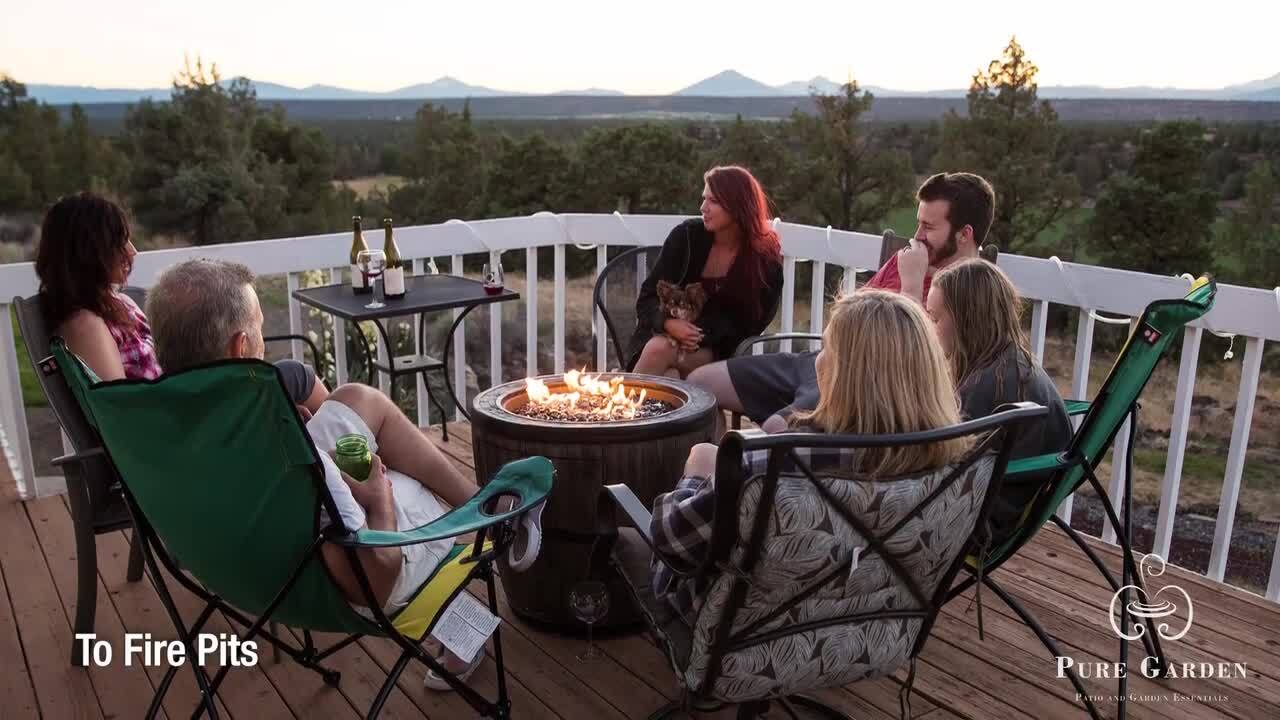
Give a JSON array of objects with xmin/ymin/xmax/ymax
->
[{"xmin": 471, "ymin": 373, "xmax": 717, "ymax": 631}]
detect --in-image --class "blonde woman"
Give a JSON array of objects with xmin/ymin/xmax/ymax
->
[
  {"xmin": 650, "ymin": 291, "xmax": 971, "ymax": 619},
  {"xmin": 925, "ymin": 259, "xmax": 1071, "ymax": 541}
]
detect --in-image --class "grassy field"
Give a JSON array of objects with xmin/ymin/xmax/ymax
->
[{"xmin": 331, "ymin": 175, "xmax": 408, "ymax": 199}]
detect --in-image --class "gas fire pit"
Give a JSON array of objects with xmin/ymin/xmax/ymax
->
[{"xmin": 471, "ymin": 372, "xmax": 717, "ymax": 630}]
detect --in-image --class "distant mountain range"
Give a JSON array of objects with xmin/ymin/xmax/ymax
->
[{"xmin": 24, "ymin": 69, "xmax": 1280, "ymax": 104}]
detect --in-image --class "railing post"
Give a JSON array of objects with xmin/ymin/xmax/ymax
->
[
  {"xmin": 328, "ymin": 268, "xmax": 349, "ymax": 386},
  {"xmin": 554, "ymin": 244, "xmax": 566, "ymax": 374},
  {"xmin": 779, "ymin": 256, "xmax": 796, "ymax": 352},
  {"xmin": 413, "ymin": 259, "xmax": 428, "ymax": 427},
  {"xmin": 1152, "ymin": 326, "xmax": 1203, "ymax": 559},
  {"xmin": 526, "ymin": 247, "xmax": 538, "ymax": 378},
  {"xmin": 286, "ymin": 272, "xmax": 304, "ymax": 362},
  {"xmin": 1029, "ymin": 299, "xmax": 1049, "ymax": 364},
  {"xmin": 451, "ymin": 254, "xmax": 465, "ymax": 422},
  {"xmin": 489, "ymin": 250, "xmax": 502, "ymax": 388},
  {"xmin": 595, "ymin": 245, "xmax": 608, "ymax": 372},
  {"xmin": 0, "ymin": 303, "xmax": 34, "ymax": 499},
  {"xmin": 1102, "ymin": 318, "xmax": 1140, "ymax": 546},
  {"xmin": 1269, "ymin": 527, "xmax": 1280, "ymax": 602},
  {"xmin": 1058, "ymin": 308, "xmax": 1096, "ymax": 524},
  {"xmin": 809, "ymin": 261, "xmax": 826, "ymax": 352},
  {"xmin": 1210, "ymin": 336, "xmax": 1264, "ymax": 581},
  {"xmin": 841, "ymin": 265, "xmax": 857, "ymax": 295}
]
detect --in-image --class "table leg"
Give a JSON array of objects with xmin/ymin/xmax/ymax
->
[
  {"xmin": 370, "ymin": 319, "xmax": 396, "ymax": 398},
  {"xmin": 348, "ymin": 320, "xmax": 379, "ymax": 388}
]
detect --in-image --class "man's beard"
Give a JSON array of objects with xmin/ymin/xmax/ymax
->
[{"xmin": 928, "ymin": 232, "xmax": 959, "ymax": 267}]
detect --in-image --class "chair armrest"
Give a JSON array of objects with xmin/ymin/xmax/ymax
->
[
  {"xmin": 264, "ymin": 333, "xmax": 326, "ymax": 378},
  {"xmin": 1065, "ymin": 399, "xmax": 1091, "ymax": 417},
  {"xmin": 602, "ymin": 483, "xmax": 654, "ymax": 548},
  {"xmin": 51, "ymin": 446, "xmax": 105, "ymax": 468},
  {"xmin": 1005, "ymin": 452, "xmax": 1072, "ymax": 479},
  {"xmin": 733, "ymin": 332, "xmax": 823, "ymax": 358},
  {"xmin": 341, "ymin": 456, "xmax": 554, "ymax": 548}
]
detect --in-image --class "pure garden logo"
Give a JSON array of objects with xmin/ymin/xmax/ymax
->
[
  {"xmin": 1055, "ymin": 553, "xmax": 1249, "ymax": 682},
  {"xmin": 1108, "ymin": 553, "xmax": 1192, "ymax": 642}
]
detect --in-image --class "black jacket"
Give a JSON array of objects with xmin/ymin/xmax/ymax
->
[{"xmin": 626, "ymin": 219, "xmax": 785, "ymax": 370}]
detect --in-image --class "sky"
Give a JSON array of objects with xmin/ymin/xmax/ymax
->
[{"xmin": 2, "ymin": 0, "xmax": 1277, "ymax": 93}]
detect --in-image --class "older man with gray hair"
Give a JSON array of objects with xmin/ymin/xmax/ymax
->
[{"xmin": 147, "ymin": 258, "xmax": 484, "ymax": 687}]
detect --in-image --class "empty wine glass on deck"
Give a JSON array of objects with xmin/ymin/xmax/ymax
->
[
  {"xmin": 568, "ymin": 580, "xmax": 609, "ymax": 661},
  {"xmin": 481, "ymin": 261, "xmax": 505, "ymax": 296},
  {"xmin": 356, "ymin": 249, "xmax": 387, "ymax": 309}
]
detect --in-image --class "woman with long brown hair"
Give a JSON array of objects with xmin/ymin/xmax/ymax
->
[
  {"xmin": 35, "ymin": 192, "xmax": 160, "ymax": 382},
  {"xmin": 650, "ymin": 291, "xmax": 972, "ymax": 619},
  {"xmin": 628, "ymin": 165, "xmax": 784, "ymax": 377},
  {"xmin": 34, "ymin": 192, "xmax": 327, "ymax": 414},
  {"xmin": 926, "ymin": 258, "xmax": 1071, "ymax": 541}
]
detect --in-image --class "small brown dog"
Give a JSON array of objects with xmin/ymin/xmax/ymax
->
[{"xmin": 656, "ymin": 280, "xmax": 707, "ymax": 360}]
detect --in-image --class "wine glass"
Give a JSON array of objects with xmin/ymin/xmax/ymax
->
[
  {"xmin": 481, "ymin": 261, "xmax": 505, "ymax": 296},
  {"xmin": 568, "ymin": 580, "xmax": 609, "ymax": 661},
  {"xmin": 356, "ymin": 249, "xmax": 387, "ymax": 309}
]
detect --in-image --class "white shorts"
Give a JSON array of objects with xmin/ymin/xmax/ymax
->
[{"xmin": 308, "ymin": 400, "xmax": 456, "ymax": 616}]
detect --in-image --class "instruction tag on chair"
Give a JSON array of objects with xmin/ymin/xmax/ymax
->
[{"xmin": 430, "ymin": 592, "xmax": 501, "ymax": 663}]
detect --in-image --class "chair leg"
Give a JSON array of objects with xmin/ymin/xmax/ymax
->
[
  {"xmin": 126, "ymin": 528, "xmax": 145, "ymax": 582},
  {"xmin": 66, "ymin": 470, "xmax": 98, "ymax": 666},
  {"xmin": 70, "ymin": 525, "xmax": 98, "ymax": 666},
  {"xmin": 982, "ymin": 575, "xmax": 1105, "ymax": 720},
  {"xmin": 646, "ymin": 701, "xmax": 686, "ymax": 719},
  {"xmin": 270, "ymin": 622, "xmax": 282, "ymax": 663},
  {"xmin": 424, "ymin": 373, "xmax": 450, "ymax": 442},
  {"xmin": 780, "ymin": 694, "xmax": 855, "ymax": 720},
  {"xmin": 367, "ymin": 651, "xmax": 412, "ymax": 720}
]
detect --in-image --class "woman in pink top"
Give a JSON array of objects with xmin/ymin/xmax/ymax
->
[
  {"xmin": 35, "ymin": 193, "xmax": 163, "ymax": 382},
  {"xmin": 34, "ymin": 193, "xmax": 326, "ymax": 417}
]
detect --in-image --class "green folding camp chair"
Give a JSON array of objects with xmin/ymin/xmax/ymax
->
[
  {"xmin": 50, "ymin": 338, "xmax": 553, "ymax": 720},
  {"xmin": 948, "ymin": 275, "xmax": 1217, "ymax": 720}
]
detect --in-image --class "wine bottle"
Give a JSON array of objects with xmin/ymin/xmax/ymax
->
[
  {"xmin": 382, "ymin": 218, "xmax": 406, "ymax": 299},
  {"xmin": 350, "ymin": 216, "xmax": 371, "ymax": 294}
]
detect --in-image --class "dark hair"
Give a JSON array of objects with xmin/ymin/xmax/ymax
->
[
  {"xmin": 916, "ymin": 172, "xmax": 996, "ymax": 245},
  {"xmin": 35, "ymin": 192, "xmax": 134, "ymax": 332},
  {"xmin": 703, "ymin": 165, "xmax": 782, "ymax": 320}
]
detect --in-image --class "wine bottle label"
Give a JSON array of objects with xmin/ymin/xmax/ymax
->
[
  {"xmin": 351, "ymin": 264, "xmax": 367, "ymax": 289},
  {"xmin": 384, "ymin": 267, "xmax": 406, "ymax": 296}
]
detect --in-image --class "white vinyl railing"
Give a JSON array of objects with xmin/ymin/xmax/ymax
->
[{"xmin": 2, "ymin": 213, "xmax": 1279, "ymax": 599}]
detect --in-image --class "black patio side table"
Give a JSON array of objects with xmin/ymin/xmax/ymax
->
[{"xmin": 293, "ymin": 274, "xmax": 519, "ymax": 440}]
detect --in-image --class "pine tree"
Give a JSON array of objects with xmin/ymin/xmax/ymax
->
[
  {"xmin": 1088, "ymin": 121, "xmax": 1218, "ymax": 276},
  {"xmin": 934, "ymin": 37, "xmax": 1078, "ymax": 254},
  {"xmin": 784, "ymin": 80, "xmax": 912, "ymax": 231},
  {"xmin": 1222, "ymin": 160, "xmax": 1280, "ymax": 287}
]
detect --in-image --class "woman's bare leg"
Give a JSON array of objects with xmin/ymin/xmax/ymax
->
[
  {"xmin": 632, "ymin": 336, "xmax": 678, "ymax": 376},
  {"xmin": 328, "ymin": 384, "xmax": 478, "ymax": 507},
  {"xmin": 674, "ymin": 347, "xmax": 715, "ymax": 379},
  {"xmin": 686, "ymin": 359, "xmax": 746, "ymax": 438}
]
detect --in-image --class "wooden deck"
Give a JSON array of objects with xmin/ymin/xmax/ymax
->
[{"xmin": 2, "ymin": 422, "xmax": 1278, "ymax": 719}]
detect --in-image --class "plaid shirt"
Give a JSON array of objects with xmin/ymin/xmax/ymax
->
[
  {"xmin": 108, "ymin": 292, "xmax": 162, "ymax": 380},
  {"xmin": 650, "ymin": 444, "xmax": 867, "ymax": 621}
]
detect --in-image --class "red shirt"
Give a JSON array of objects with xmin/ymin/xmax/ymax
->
[{"xmin": 865, "ymin": 254, "xmax": 931, "ymax": 301}]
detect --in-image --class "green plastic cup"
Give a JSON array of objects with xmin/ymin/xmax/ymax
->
[{"xmin": 334, "ymin": 433, "xmax": 372, "ymax": 481}]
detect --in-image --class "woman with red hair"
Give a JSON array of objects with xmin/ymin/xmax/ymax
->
[{"xmin": 628, "ymin": 166, "xmax": 784, "ymax": 377}]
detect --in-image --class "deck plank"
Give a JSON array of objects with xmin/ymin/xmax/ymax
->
[
  {"xmin": 0, "ymin": 478, "xmax": 103, "ymax": 719},
  {"xmin": 25, "ymin": 496, "xmax": 164, "ymax": 720},
  {"xmin": 1029, "ymin": 526, "xmax": 1280, "ymax": 661},
  {"xmin": 0, "ymin": 478, "xmax": 41, "ymax": 719}
]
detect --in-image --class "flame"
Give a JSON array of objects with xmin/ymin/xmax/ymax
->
[{"xmin": 522, "ymin": 369, "xmax": 649, "ymax": 420}]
